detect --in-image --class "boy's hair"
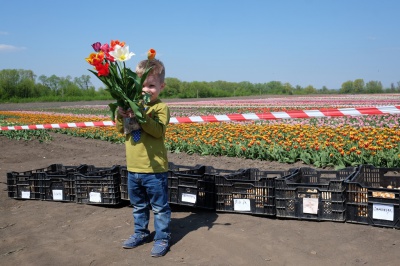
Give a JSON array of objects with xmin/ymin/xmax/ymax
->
[{"xmin": 136, "ymin": 59, "xmax": 165, "ymax": 83}]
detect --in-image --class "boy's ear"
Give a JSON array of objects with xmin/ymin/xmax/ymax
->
[{"xmin": 160, "ymin": 82, "xmax": 166, "ymax": 90}]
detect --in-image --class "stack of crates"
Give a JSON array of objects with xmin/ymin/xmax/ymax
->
[
  {"xmin": 37, "ymin": 164, "xmax": 91, "ymax": 202},
  {"xmin": 7, "ymin": 164, "xmax": 89, "ymax": 201},
  {"xmin": 275, "ymin": 167, "xmax": 357, "ymax": 222},
  {"xmin": 168, "ymin": 164, "xmax": 238, "ymax": 210},
  {"xmin": 215, "ymin": 168, "xmax": 297, "ymax": 216},
  {"xmin": 7, "ymin": 169, "xmax": 42, "ymax": 200},
  {"xmin": 346, "ymin": 164, "xmax": 400, "ymax": 229},
  {"xmin": 74, "ymin": 165, "xmax": 121, "ymax": 205}
]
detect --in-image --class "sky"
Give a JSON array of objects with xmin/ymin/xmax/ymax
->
[{"xmin": 1, "ymin": 0, "xmax": 399, "ymax": 90}]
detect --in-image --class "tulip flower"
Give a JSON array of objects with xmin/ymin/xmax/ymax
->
[
  {"xmin": 109, "ymin": 45, "xmax": 135, "ymax": 62},
  {"xmin": 110, "ymin": 40, "xmax": 125, "ymax": 49},
  {"xmin": 104, "ymin": 52, "xmax": 115, "ymax": 62},
  {"xmin": 85, "ymin": 53, "xmax": 97, "ymax": 65},
  {"xmin": 100, "ymin": 43, "xmax": 110, "ymax": 53},
  {"xmin": 86, "ymin": 40, "xmax": 152, "ymax": 122},
  {"xmin": 147, "ymin": 48, "xmax": 156, "ymax": 60},
  {"xmin": 85, "ymin": 52, "xmax": 104, "ymax": 66},
  {"xmin": 95, "ymin": 63, "xmax": 110, "ymax": 76},
  {"xmin": 91, "ymin": 42, "xmax": 102, "ymax": 52}
]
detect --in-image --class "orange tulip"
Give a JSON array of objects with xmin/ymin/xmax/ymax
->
[
  {"xmin": 110, "ymin": 40, "xmax": 125, "ymax": 49},
  {"xmin": 85, "ymin": 52, "xmax": 104, "ymax": 66},
  {"xmin": 147, "ymin": 48, "xmax": 156, "ymax": 60}
]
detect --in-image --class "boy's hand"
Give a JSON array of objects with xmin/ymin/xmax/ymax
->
[{"xmin": 118, "ymin": 107, "xmax": 135, "ymax": 118}]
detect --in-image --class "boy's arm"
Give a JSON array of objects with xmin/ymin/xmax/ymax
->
[{"xmin": 140, "ymin": 104, "xmax": 170, "ymax": 138}]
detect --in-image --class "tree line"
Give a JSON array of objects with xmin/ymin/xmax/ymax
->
[{"xmin": 0, "ymin": 69, "xmax": 399, "ymax": 102}]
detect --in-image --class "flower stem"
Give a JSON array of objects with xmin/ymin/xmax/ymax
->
[{"xmin": 123, "ymin": 62, "xmax": 127, "ymax": 93}]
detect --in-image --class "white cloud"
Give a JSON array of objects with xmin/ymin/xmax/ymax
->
[{"xmin": 0, "ymin": 44, "xmax": 26, "ymax": 52}]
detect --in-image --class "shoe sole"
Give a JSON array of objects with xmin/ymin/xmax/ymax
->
[{"xmin": 122, "ymin": 245, "xmax": 135, "ymax": 249}]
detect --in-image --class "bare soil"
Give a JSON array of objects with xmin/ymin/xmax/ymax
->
[{"xmin": 1, "ymin": 101, "xmax": 399, "ymax": 266}]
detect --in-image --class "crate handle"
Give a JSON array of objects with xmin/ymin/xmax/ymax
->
[
  {"xmin": 233, "ymin": 182, "xmax": 254, "ymax": 189},
  {"xmin": 296, "ymin": 185, "xmax": 321, "ymax": 190}
]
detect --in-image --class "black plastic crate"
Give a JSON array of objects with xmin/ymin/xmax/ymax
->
[
  {"xmin": 216, "ymin": 168, "xmax": 297, "ymax": 216},
  {"xmin": 346, "ymin": 165, "xmax": 400, "ymax": 229},
  {"xmin": 169, "ymin": 164, "xmax": 237, "ymax": 210},
  {"xmin": 275, "ymin": 167, "xmax": 357, "ymax": 222},
  {"xmin": 168, "ymin": 163, "xmax": 206, "ymax": 207},
  {"xmin": 119, "ymin": 162, "xmax": 192, "ymax": 201},
  {"xmin": 37, "ymin": 164, "xmax": 91, "ymax": 202},
  {"xmin": 7, "ymin": 170, "xmax": 41, "ymax": 200},
  {"xmin": 75, "ymin": 165, "xmax": 121, "ymax": 205}
]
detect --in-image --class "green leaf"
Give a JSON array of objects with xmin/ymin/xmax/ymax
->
[
  {"xmin": 108, "ymin": 102, "xmax": 118, "ymax": 121},
  {"xmin": 141, "ymin": 66, "xmax": 153, "ymax": 85},
  {"xmin": 127, "ymin": 100, "xmax": 146, "ymax": 123},
  {"xmin": 143, "ymin": 93, "xmax": 151, "ymax": 104}
]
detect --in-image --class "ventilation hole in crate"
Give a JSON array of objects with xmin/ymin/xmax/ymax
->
[
  {"xmin": 287, "ymin": 199, "xmax": 295, "ymax": 212},
  {"xmin": 357, "ymin": 205, "xmax": 368, "ymax": 217},
  {"xmin": 323, "ymin": 202, "xmax": 332, "ymax": 214}
]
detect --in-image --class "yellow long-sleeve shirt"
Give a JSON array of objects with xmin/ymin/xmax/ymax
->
[{"xmin": 116, "ymin": 99, "xmax": 170, "ymax": 173}]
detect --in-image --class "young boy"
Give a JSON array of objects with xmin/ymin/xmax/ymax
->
[{"xmin": 116, "ymin": 59, "xmax": 171, "ymax": 257}]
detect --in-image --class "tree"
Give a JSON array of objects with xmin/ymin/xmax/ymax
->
[
  {"xmin": 0, "ymin": 69, "xmax": 19, "ymax": 98},
  {"xmin": 304, "ymin": 85, "xmax": 317, "ymax": 94},
  {"xmin": 0, "ymin": 69, "xmax": 36, "ymax": 99},
  {"xmin": 0, "ymin": 85, "xmax": 5, "ymax": 100},
  {"xmin": 282, "ymin": 83, "xmax": 293, "ymax": 95},
  {"xmin": 74, "ymin": 75, "xmax": 92, "ymax": 90},
  {"xmin": 293, "ymin": 85, "xmax": 303, "ymax": 95},
  {"xmin": 163, "ymin": 77, "xmax": 181, "ymax": 98},
  {"xmin": 266, "ymin": 81, "xmax": 284, "ymax": 94},
  {"xmin": 38, "ymin": 74, "xmax": 61, "ymax": 95},
  {"xmin": 189, "ymin": 81, "xmax": 211, "ymax": 98},
  {"xmin": 340, "ymin": 80, "xmax": 354, "ymax": 94},
  {"xmin": 15, "ymin": 78, "xmax": 35, "ymax": 98},
  {"xmin": 238, "ymin": 81, "xmax": 255, "ymax": 95},
  {"xmin": 320, "ymin": 86, "xmax": 329, "ymax": 94},
  {"xmin": 353, "ymin": 79, "xmax": 365, "ymax": 93},
  {"xmin": 365, "ymin": 81, "xmax": 383, "ymax": 93}
]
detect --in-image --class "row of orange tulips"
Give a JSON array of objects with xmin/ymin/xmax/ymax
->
[{"xmin": 1, "ymin": 110, "xmax": 399, "ymax": 168}]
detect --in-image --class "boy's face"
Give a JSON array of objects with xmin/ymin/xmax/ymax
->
[{"xmin": 142, "ymin": 75, "xmax": 165, "ymax": 103}]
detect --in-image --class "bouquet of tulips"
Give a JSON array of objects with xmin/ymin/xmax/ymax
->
[{"xmin": 85, "ymin": 40, "xmax": 156, "ymax": 123}]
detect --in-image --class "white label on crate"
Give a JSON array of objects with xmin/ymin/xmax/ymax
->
[
  {"xmin": 303, "ymin": 198, "xmax": 319, "ymax": 214},
  {"xmin": 52, "ymin": 190, "xmax": 63, "ymax": 200},
  {"xmin": 89, "ymin": 192, "xmax": 102, "ymax": 203},
  {"xmin": 233, "ymin": 199, "xmax": 251, "ymax": 212},
  {"xmin": 373, "ymin": 203, "xmax": 394, "ymax": 221},
  {"xmin": 21, "ymin": 191, "xmax": 30, "ymax": 199},
  {"xmin": 182, "ymin": 193, "xmax": 197, "ymax": 204}
]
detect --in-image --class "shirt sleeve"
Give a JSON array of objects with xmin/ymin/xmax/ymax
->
[{"xmin": 140, "ymin": 103, "xmax": 170, "ymax": 139}]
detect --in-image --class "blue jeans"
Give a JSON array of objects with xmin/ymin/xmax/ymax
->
[{"xmin": 127, "ymin": 172, "xmax": 171, "ymax": 240}]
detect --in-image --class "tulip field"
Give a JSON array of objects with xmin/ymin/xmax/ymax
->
[{"xmin": 1, "ymin": 94, "xmax": 400, "ymax": 169}]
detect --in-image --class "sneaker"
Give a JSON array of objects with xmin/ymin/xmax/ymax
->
[
  {"xmin": 122, "ymin": 234, "xmax": 149, "ymax": 249},
  {"xmin": 151, "ymin": 239, "xmax": 170, "ymax": 257}
]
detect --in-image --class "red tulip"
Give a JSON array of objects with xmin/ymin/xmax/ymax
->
[{"xmin": 95, "ymin": 63, "xmax": 110, "ymax": 76}]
